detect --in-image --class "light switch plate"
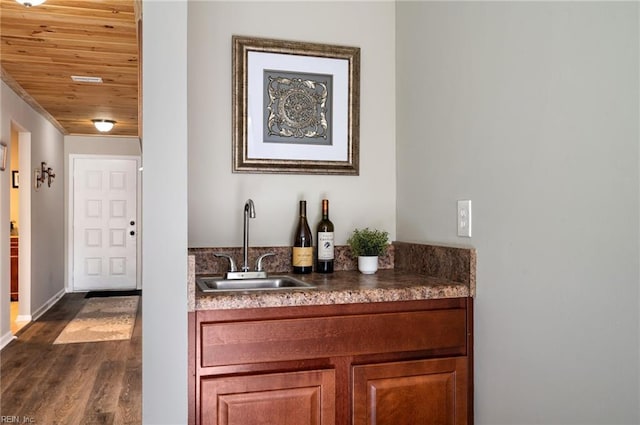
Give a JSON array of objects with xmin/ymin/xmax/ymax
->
[{"xmin": 457, "ymin": 200, "xmax": 472, "ymax": 237}]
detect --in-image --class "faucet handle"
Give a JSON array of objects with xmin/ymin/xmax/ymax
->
[
  {"xmin": 213, "ymin": 253, "xmax": 237, "ymax": 272},
  {"xmin": 256, "ymin": 252, "xmax": 276, "ymax": 272}
]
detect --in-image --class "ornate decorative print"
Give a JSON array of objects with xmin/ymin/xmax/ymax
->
[{"xmin": 264, "ymin": 70, "xmax": 332, "ymax": 146}]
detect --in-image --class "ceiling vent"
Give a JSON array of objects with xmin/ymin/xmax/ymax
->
[{"xmin": 71, "ymin": 75, "xmax": 103, "ymax": 84}]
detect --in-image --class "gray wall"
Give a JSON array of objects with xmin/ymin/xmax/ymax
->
[
  {"xmin": 1, "ymin": 81, "xmax": 65, "ymax": 347},
  {"xmin": 141, "ymin": 1, "xmax": 188, "ymax": 423},
  {"xmin": 64, "ymin": 135, "xmax": 141, "ymax": 157},
  {"xmin": 396, "ymin": 2, "xmax": 639, "ymax": 424},
  {"xmin": 187, "ymin": 1, "xmax": 396, "ymax": 248}
]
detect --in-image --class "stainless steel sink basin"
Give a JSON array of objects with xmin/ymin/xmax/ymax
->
[{"xmin": 197, "ymin": 275, "xmax": 316, "ymax": 292}]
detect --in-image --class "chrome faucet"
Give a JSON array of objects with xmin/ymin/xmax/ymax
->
[
  {"xmin": 242, "ymin": 199, "xmax": 255, "ymax": 272},
  {"xmin": 214, "ymin": 199, "xmax": 275, "ymax": 280}
]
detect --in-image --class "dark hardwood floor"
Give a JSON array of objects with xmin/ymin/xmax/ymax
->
[{"xmin": 1, "ymin": 293, "xmax": 142, "ymax": 424}]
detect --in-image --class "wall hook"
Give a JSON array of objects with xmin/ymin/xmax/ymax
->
[{"xmin": 34, "ymin": 161, "xmax": 55, "ymax": 190}]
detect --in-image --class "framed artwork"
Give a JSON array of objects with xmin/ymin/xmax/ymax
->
[
  {"xmin": 12, "ymin": 171, "xmax": 19, "ymax": 188},
  {"xmin": 232, "ymin": 36, "xmax": 360, "ymax": 175},
  {"xmin": 0, "ymin": 142, "xmax": 6, "ymax": 171}
]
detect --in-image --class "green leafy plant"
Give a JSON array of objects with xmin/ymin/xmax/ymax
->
[{"xmin": 347, "ymin": 228, "xmax": 389, "ymax": 257}]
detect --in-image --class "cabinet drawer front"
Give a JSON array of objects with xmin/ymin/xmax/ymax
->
[{"xmin": 200, "ymin": 309, "xmax": 466, "ymax": 367}]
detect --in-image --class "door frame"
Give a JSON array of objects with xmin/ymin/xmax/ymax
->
[
  {"xmin": 67, "ymin": 154, "xmax": 142, "ymax": 292},
  {"xmin": 16, "ymin": 127, "xmax": 31, "ymax": 323}
]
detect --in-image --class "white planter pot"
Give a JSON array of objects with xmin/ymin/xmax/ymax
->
[{"xmin": 358, "ymin": 256, "xmax": 379, "ymax": 275}]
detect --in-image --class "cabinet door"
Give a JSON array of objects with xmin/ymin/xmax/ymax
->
[
  {"xmin": 353, "ymin": 357, "xmax": 468, "ymax": 425},
  {"xmin": 200, "ymin": 369, "xmax": 335, "ymax": 425}
]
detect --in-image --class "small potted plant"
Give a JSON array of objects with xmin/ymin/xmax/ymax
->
[{"xmin": 347, "ymin": 227, "xmax": 389, "ymax": 274}]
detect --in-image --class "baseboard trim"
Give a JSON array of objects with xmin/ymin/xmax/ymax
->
[
  {"xmin": 0, "ymin": 332, "xmax": 17, "ymax": 351},
  {"xmin": 15, "ymin": 315, "xmax": 32, "ymax": 323},
  {"xmin": 31, "ymin": 288, "xmax": 66, "ymax": 322}
]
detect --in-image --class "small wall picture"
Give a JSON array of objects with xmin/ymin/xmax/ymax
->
[
  {"xmin": 0, "ymin": 142, "xmax": 6, "ymax": 171},
  {"xmin": 12, "ymin": 170, "xmax": 19, "ymax": 188}
]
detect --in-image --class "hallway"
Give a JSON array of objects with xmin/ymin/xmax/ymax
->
[{"xmin": 1, "ymin": 293, "xmax": 141, "ymax": 424}]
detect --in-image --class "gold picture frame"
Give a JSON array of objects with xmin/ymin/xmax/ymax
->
[{"xmin": 232, "ymin": 36, "xmax": 360, "ymax": 175}]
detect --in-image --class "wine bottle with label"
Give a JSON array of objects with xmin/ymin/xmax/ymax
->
[
  {"xmin": 292, "ymin": 200, "xmax": 313, "ymax": 274},
  {"xmin": 316, "ymin": 199, "xmax": 335, "ymax": 273}
]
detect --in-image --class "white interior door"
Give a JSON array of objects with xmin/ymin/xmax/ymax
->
[{"xmin": 73, "ymin": 157, "xmax": 138, "ymax": 291}]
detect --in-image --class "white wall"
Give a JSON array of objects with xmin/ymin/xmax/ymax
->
[
  {"xmin": 187, "ymin": 1, "xmax": 396, "ymax": 248},
  {"xmin": 141, "ymin": 1, "xmax": 188, "ymax": 423},
  {"xmin": 64, "ymin": 135, "xmax": 141, "ymax": 157},
  {"xmin": 1, "ymin": 81, "xmax": 65, "ymax": 346},
  {"xmin": 396, "ymin": 2, "xmax": 639, "ymax": 424}
]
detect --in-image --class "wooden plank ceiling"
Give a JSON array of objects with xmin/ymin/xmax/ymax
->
[{"xmin": 0, "ymin": 0, "xmax": 139, "ymax": 137}]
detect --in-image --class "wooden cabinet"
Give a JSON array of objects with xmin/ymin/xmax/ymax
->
[
  {"xmin": 201, "ymin": 369, "xmax": 335, "ymax": 425},
  {"xmin": 10, "ymin": 238, "xmax": 18, "ymax": 301},
  {"xmin": 192, "ymin": 298, "xmax": 473, "ymax": 425},
  {"xmin": 353, "ymin": 357, "xmax": 468, "ymax": 425}
]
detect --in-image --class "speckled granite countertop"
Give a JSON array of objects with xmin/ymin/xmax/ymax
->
[
  {"xmin": 195, "ymin": 270, "xmax": 469, "ymax": 310},
  {"xmin": 193, "ymin": 270, "xmax": 469, "ymax": 310},
  {"xmin": 188, "ymin": 242, "xmax": 475, "ymax": 312}
]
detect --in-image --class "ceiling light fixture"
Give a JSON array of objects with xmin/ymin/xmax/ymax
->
[
  {"xmin": 15, "ymin": 0, "xmax": 46, "ymax": 7},
  {"xmin": 92, "ymin": 119, "xmax": 116, "ymax": 132}
]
